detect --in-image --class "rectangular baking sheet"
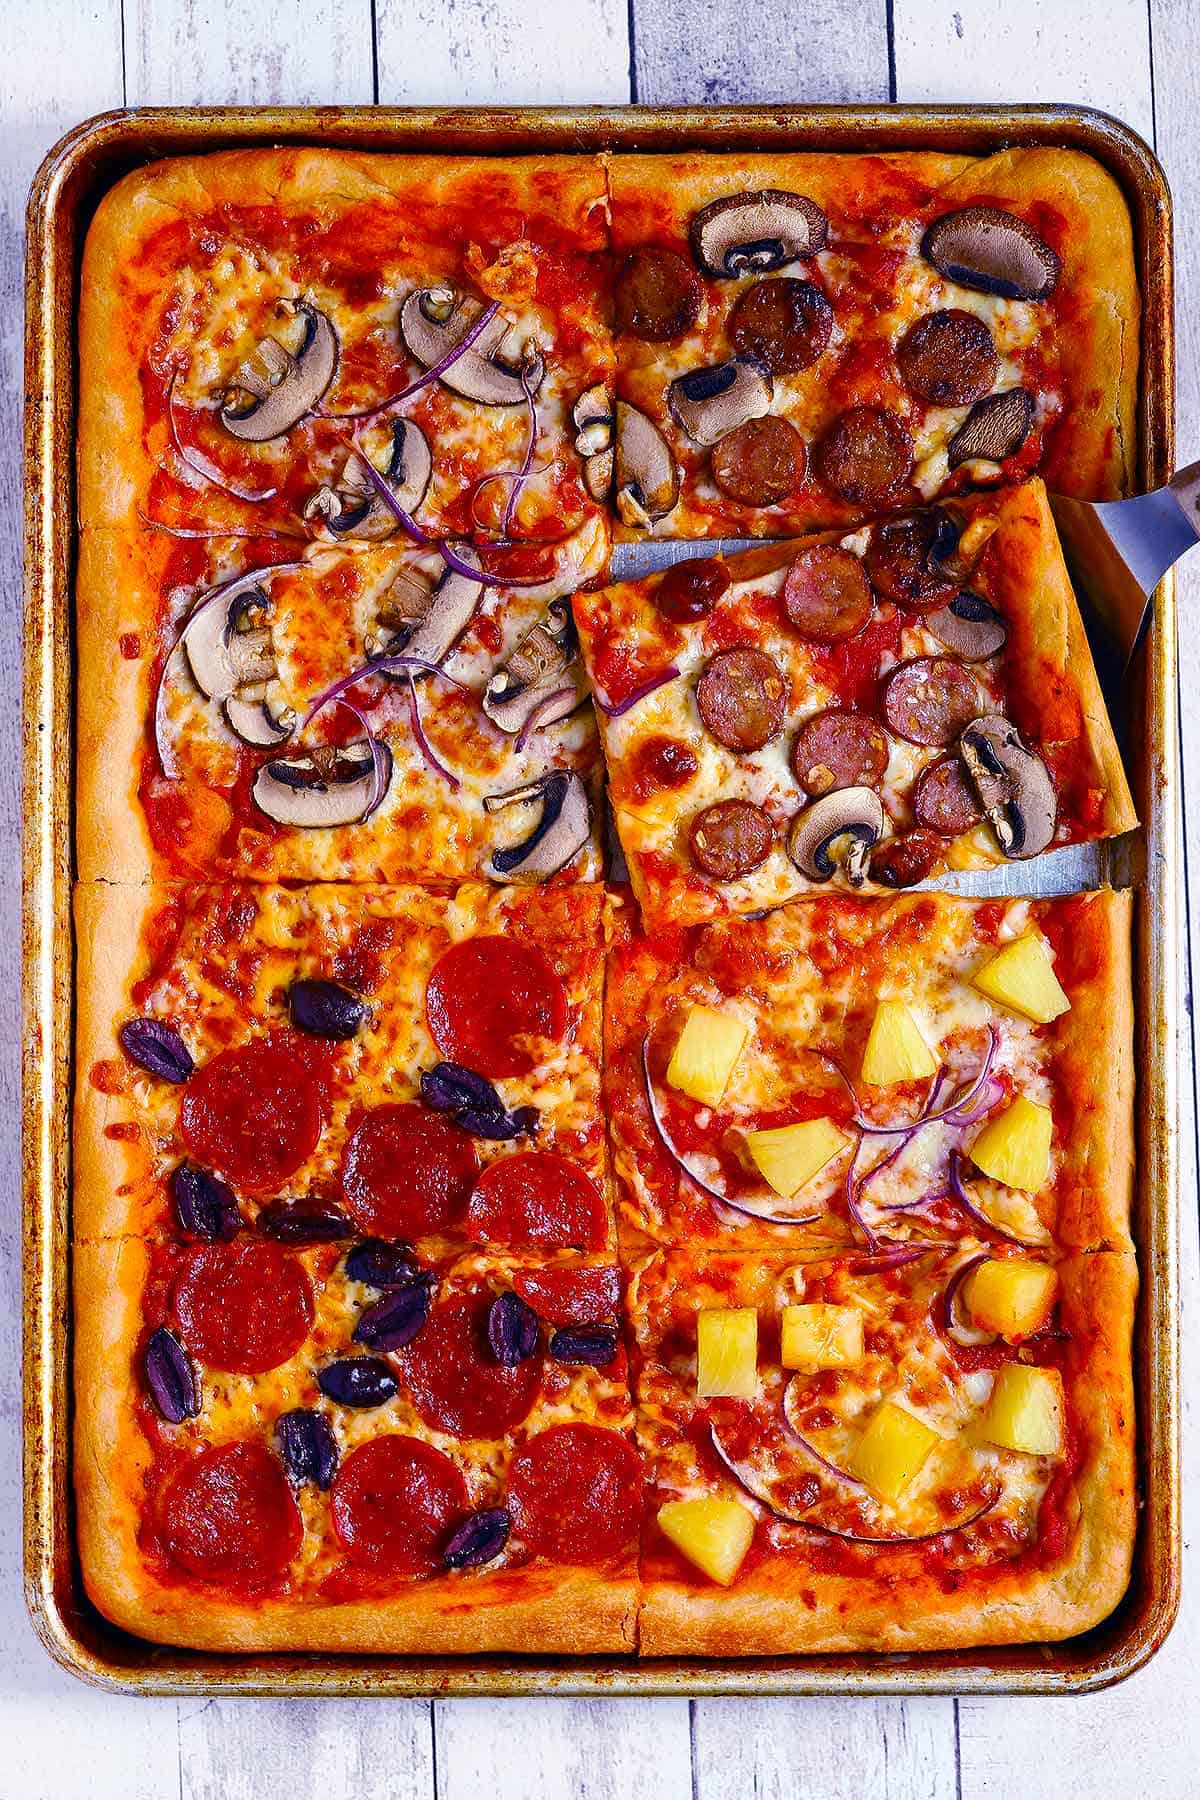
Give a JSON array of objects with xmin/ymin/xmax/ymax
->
[{"xmin": 22, "ymin": 102, "xmax": 1179, "ymax": 1695}]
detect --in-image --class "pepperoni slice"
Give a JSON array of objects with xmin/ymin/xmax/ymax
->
[
  {"xmin": 467, "ymin": 1152, "xmax": 607, "ymax": 1250},
  {"xmin": 688, "ymin": 799, "xmax": 774, "ymax": 882},
  {"xmin": 655, "ymin": 555, "xmax": 730, "ymax": 623},
  {"xmin": 161, "ymin": 1441, "xmax": 301, "ymax": 1590},
  {"xmin": 869, "ymin": 829, "xmax": 945, "ymax": 889},
  {"xmin": 340, "ymin": 1102, "xmax": 478, "ymax": 1239},
  {"xmin": 913, "ymin": 755, "xmax": 984, "ymax": 835},
  {"xmin": 508, "ymin": 1424, "xmax": 643, "ymax": 1567},
  {"xmin": 782, "ymin": 543, "xmax": 874, "ymax": 641},
  {"xmin": 426, "ymin": 936, "xmax": 567, "ymax": 1080},
  {"xmin": 179, "ymin": 1041, "xmax": 322, "ymax": 1193},
  {"xmin": 512, "ymin": 1265, "xmax": 622, "ymax": 1325},
  {"xmin": 711, "ymin": 415, "xmax": 807, "ymax": 507},
  {"xmin": 398, "ymin": 1286, "xmax": 542, "ymax": 1439},
  {"xmin": 863, "ymin": 510, "xmax": 960, "ymax": 612},
  {"xmin": 816, "ymin": 406, "xmax": 913, "ymax": 506},
  {"xmin": 897, "ymin": 309, "xmax": 998, "ymax": 408},
  {"xmin": 729, "ymin": 277, "xmax": 834, "ymax": 375},
  {"xmin": 882, "ymin": 657, "xmax": 981, "ymax": 747},
  {"xmin": 614, "ymin": 247, "xmax": 703, "ymax": 341},
  {"xmin": 331, "ymin": 1435, "xmax": 468, "ymax": 1573},
  {"xmin": 791, "ymin": 709, "xmax": 890, "ymax": 797},
  {"xmin": 174, "ymin": 1239, "xmax": 313, "ymax": 1373},
  {"xmin": 696, "ymin": 647, "xmax": 788, "ymax": 752},
  {"xmin": 630, "ymin": 734, "xmax": 700, "ymax": 801}
]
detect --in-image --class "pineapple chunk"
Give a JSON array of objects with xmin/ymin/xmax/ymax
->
[
  {"xmin": 697, "ymin": 1307, "xmax": 758, "ymax": 1398},
  {"xmin": 745, "ymin": 1117, "xmax": 849, "ymax": 1197},
  {"xmin": 666, "ymin": 1006, "xmax": 749, "ymax": 1107},
  {"xmin": 965, "ymin": 1258, "xmax": 1059, "ymax": 1342},
  {"xmin": 849, "ymin": 1401, "xmax": 939, "ymax": 1503},
  {"xmin": 980, "ymin": 1365, "xmax": 1065, "ymax": 1456},
  {"xmin": 970, "ymin": 1096, "xmax": 1052, "ymax": 1193},
  {"xmin": 972, "ymin": 934, "xmax": 1071, "ymax": 1024},
  {"xmin": 860, "ymin": 998, "xmax": 939, "ymax": 1085},
  {"xmin": 781, "ymin": 1303, "xmax": 864, "ymax": 1371},
  {"xmin": 657, "ymin": 1498, "xmax": 755, "ymax": 1585}
]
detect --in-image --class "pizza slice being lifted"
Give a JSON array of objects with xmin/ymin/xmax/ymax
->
[{"xmin": 574, "ymin": 480, "xmax": 1136, "ymax": 927}]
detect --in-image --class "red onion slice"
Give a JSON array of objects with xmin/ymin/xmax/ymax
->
[
  {"xmin": 948, "ymin": 1151, "xmax": 1046, "ymax": 1247},
  {"xmin": 595, "ymin": 666, "xmax": 681, "ymax": 718},
  {"xmin": 406, "ymin": 672, "xmax": 460, "ymax": 790},
  {"xmin": 710, "ymin": 1423, "xmax": 1000, "ymax": 1544},
  {"xmin": 939, "ymin": 1251, "xmax": 995, "ymax": 1346},
  {"xmin": 851, "ymin": 1027, "xmax": 998, "ymax": 1136},
  {"xmin": 341, "ymin": 700, "xmax": 390, "ymax": 821},
  {"xmin": 846, "ymin": 1241, "xmax": 942, "ymax": 1273},
  {"xmin": 139, "ymin": 509, "xmax": 306, "ymax": 543},
  {"xmin": 781, "ymin": 1379, "xmax": 865, "ymax": 1488},
  {"xmin": 167, "ymin": 374, "xmax": 278, "ymax": 503},
  {"xmin": 322, "ymin": 300, "xmax": 502, "ymax": 421},
  {"xmin": 640, "ymin": 1035, "xmax": 824, "ymax": 1225},
  {"xmin": 502, "ymin": 376, "xmax": 538, "ymax": 536},
  {"xmin": 514, "ymin": 685, "xmax": 579, "ymax": 752},
  {"xmin": 302, "ymin": 654, "xmax": 471, "ymax": 730}
]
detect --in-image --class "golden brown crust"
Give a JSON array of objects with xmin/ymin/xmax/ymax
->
[{"xmin": 635, "ymin": 1250, "xmax": 1137, "ymax": 1656}]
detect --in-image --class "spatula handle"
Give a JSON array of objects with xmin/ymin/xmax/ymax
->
[{"xmin": 1168, "ymin": 460, "xmax": 1200, "ymax": 531}]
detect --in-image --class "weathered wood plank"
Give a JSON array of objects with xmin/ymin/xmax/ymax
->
[
  {"xmin": 179, "ymin": 1697, "xmax": 436, "ymax": 1800},
  {"xmin": 124, "ymin": 0, "xmax": 375, "ymax": 105},
  {"xmin": 630, "ymin": 0, "xmax": 891, "ymax": 104},
  {"xmin": 375, "ymin": 0, "xmax": 629, "ymax": 106},
  {"xmin": 692, "ymin": 1698, "xmax": 957, "ymax": 1800},
  {"xmin": 433, "ymin": 1698, "xmax": 693, "ymax": 1800},
  {"xmin": 893, "ymin": 0, "xmax": 1155, "ymax": 144}
]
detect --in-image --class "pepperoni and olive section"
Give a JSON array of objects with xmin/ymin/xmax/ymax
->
[
  {"xmin": 426, "ymin": 936, "xmax": 567, "ymax": 1080},
  {"xmin": 179, "ymin": 1041, "xmax": 322, "ymax": 1193}
]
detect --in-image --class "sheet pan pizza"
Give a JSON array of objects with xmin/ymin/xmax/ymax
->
[{"xmin": 72, "ymin": 144, "xmax": 1141, "ymax": 1660}]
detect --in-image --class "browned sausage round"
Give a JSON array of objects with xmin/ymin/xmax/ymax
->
[
  {"xmin": 614, "ymin": 247, "xmax": 703, "ymax": 341},
  {"xmin": 729, "ymin": 277, "xmax": 834, "ymax": 375},
  {"xmin": 655, "ymin": 556, "xmax": 731, "ymax": 623},
  {"xmin": 863, "ymin": 510, "xmax": 960, "ymax": 612},
  {"xmin": 711, "ymin": 416, "xmax": 807, "ymax": 506},
  {"xmin": 782, "ymin": 544, "xmax": 873, "ymax": 642},
  {"xmin": 791, "ymin": 709, "xmax": 890, "ymax": 796},
  {"xmin": 869, "ymin": 829, "xmax": 945, "ymax": 888},
  {"xmin": 913, "ymin": 756, "xmax": 983, "ymax": 835},
  {"xmin": 896, "ymin": 309, "xmax": 998, "ymax": 407},
  {"xmin": 816, "ymin": 407, "xmax": 913, "ymax": 506},
  {"xmin": 696, "ymin": 647, "xmax": 788, "ymax": 752},
  {"xmin": 688, "ymin": 799, "xmax": 774, "ymax": 881},
  {"xmin": 883, "ymin": 658, "xmax": 980, "ymax": 747}
]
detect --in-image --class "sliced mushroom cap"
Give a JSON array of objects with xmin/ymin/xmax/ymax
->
[
  {"xmin": 181, "ymin": 577, "xmax": 276, "ymax": 704},
  {"xmin": 483, "ymin": 598, "xmax": 585, "ymax": 734},
  {"xmin": 786, "ymin": 787, "xmax": 886, "ymax": 886},
  {"xmin": 689, "ymin": 189, "xmax": 829, "ymax": 279},
  {"xmin": 922, "ymin": 206, "xmax": 1061, "ymax": 301},
  {"xmin": 220, "ymin": 302, "xmax": 338, "ymax": 442},
  {"xmin": 667, "ymin": 357, "xmax": 773, "ymax": 446},
  {"xmin": 375, "ymin": 551, "xmax": 484, "ymax": 667},
  {"xmin": 582, "ymin": 447, "xmax": 614, "ymax": 503},
  {"xmin": 958, "ymin": 716, "xmax": 1057, "ymax": 858},
  {"xmin": 400, "ymin": 287, "xmax": 544, "ymax": 406},
  {"xmin": 948, "ymin": 389, "xmax": 1034, "ymax": 469},
  {"xmin": 927, "ymin": 591, "xmax": 1009, "ymax": 660},
  {"xmin": 223, "ymin": 693, "xmax": 296, "ymax": 748},
  {"xmin": 614, "ymin": 401, "xmax": 681, "ymax": 528},
  {"xmin": 483, "ymin": 770, "xmax": 590, "ymax": 882},
  {"xmin": 252, "ymin": 738, "xmax": 393, "ymax": 828},
  {"xmin": 573, "ymin": 383, "xmax": 612, "ymax": 449},
  {"xmin": 304, "ymin": 420, "xmax": 432, "ymax": 540}
]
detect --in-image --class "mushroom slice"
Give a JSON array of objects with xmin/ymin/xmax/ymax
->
[
  {"xmin": 959, "ymin": 716, "xmax": 1057, "ymax": 859},
  {"xmin": 786, "ymin": 787, "xmax": 886, "ymax": 886},
  {"xmin": 483, "ymin": 770, "xmax": 591, "ymax": 883},
  {"xmin": 689, "ymin": 189, "xmax": 829, "ymax": 278},
  {"xmin": 220, "ymin": 302, "xmax": 338, "ymax": 442},
  {"xmin": 948, "ymin": 389, "xmax": 1034, "ymax": 470},
  {"xmin": 922, "ymin": 206, "xmax": 1060, "ymax": 301},
  {"xmin": 483, "ymin": 598, "xmax": 586, "ymax": 735},
  {"xmin": 181, "ymin": 576, "xmax": 278, "ymax": 705},
  {"xmin": 667, "ymin": 357, "xmax": 773, "ymax": 446},
  {"xmin": 573, "ymin": 383, "xmax": 613, "ymax": 454},
  {"xmin": 400, "ymin": 286, "xmax": 545, "ymax": 406},
  {"xmin": 223, "ymin": 691, "xmax": 296, "ymax": 748},
  {"xmin": 252, "ymin": 738, "xmax": 393, "ymax": 828},
  {"xmin": 374, "ymin": 551, "xmax": 484, "ymax": 667},
  {"xmin": 927, "ymin": 591, "xmax": 1009, "ymax": 661},
  {"xmin": 614, "ymin": 401, "xmax": 681, "ymax": 528},
  {"xmin": 304, "ymin": 420, "xmax": 432, "ymax": 540},
  {"xmin": 582, "ymin": 447, "xmax": 614, "ymax": 503}
]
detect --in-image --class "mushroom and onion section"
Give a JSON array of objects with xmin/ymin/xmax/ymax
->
[{"xmin": 573, "ymin": 480, "xmax": 1134, "ymax": 923}]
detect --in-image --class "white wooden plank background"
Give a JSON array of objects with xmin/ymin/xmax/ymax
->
[{"xmin": 5, "ymin": 1, "xmax": 1197, "ymax": 1794}]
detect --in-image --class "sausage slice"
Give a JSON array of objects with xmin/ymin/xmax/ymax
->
[
  {"xmin": 863, "ymin": 510, "xmax": 960, "ymax": 612},
  {"xmin": 782, "ymin": 544, "xmax": 873, "ymax": 642},
  {"xmin": 791, "ymin": 709, "xmax": 890, "ymax": 797},
  {"xmin": 729, "ymin": 277, "xmax": 834, "ymax": 375},
  {"xmin": 614, "ymin": 248, "xmax": 703, "ymax": 342},
  {"xmin": 711, "ymin": 415, "xmax": 807, "ymax": 506},
  {"xmin": 816, "ymin": 407, "xmax": 913, "ymax": 506},
  {"xmin": 882, "ymin": 657, "xmax": 980, "ymax": 747},
  {"xmin": 696, "ymin": 647, "xmax": 788, "ymax": 752},
  {"xmin": 913, "ymin": 755, "xmax": 984, "ymax": 834},
  {"xmin": 896, "ymin": 310, "xmax": 998, "ymax": 408},
  {"xmin": 688, "ymin": 800, "xmax": 774, "ymax": 881}
]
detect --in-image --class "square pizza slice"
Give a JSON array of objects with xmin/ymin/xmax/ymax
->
[
  {"xmin": 605, "ymin": 889, "xmax": 1133, "ymax": 1257},
  {"xmin": 606, "ymin": 147, "xmax": 1138, "ymax": 540},
  {"xmin": 78, "ymin": 148, "xmax": 614, "ymax": 884},
  {"xmin": 76, "ymin": 1239, "xmax": 639, "ymax": 1653},
  {"xmin": 574, "ymin": 481, "xmax": 1135, "ymax": 925},
  {"xmin": 75, "ymin": 879, "xmax": 615, "ymax": 1260}
]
